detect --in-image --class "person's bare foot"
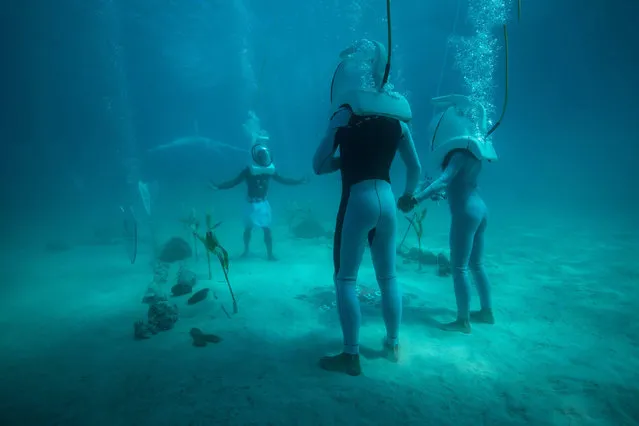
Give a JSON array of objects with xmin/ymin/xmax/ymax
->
[
  {"xmin": 470, "ymin": 309, "xmax": 495, "ymax": 324},
  {"xmin": 382, "ymin": 339, "xmax": 400, "ymax": 363},
  {"xmin": 267, "ymin": 254, "xmax": 278, "ymax": 261},
  {"xmin": 440, "ymin": 319, "xmax": 471, "ymax": 334}
]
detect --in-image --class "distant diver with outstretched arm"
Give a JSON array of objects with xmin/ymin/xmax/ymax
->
[
  {"xmin": 211, "ymin": 140, "xmax": 308, "ymax": 261},
  {"xmin": 313, "ymin": 37, "xmax": 421, "ymax": 376}
]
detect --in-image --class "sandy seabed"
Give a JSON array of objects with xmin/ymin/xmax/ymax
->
[{"xmin": 1, "ymin": 209, "xmax": 638, "ymax": 426}]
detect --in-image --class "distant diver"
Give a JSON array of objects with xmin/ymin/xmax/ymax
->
[{"xmin": 210, "ymin": 134, "xmax": 308, "ymax": 261}]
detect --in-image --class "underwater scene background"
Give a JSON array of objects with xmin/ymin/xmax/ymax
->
[{"xmin": 1, "ymin": 0, "xmax": 637, "ymax": 425}]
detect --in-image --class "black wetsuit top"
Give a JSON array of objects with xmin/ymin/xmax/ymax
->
[{"xmin": 334, "ymin": 112, "xmax": 403, "ymax": 190}]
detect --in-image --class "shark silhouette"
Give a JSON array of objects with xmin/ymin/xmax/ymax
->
[{"xmin": 148, "ymin": 120, "xmax": 248, "ymax": 155}]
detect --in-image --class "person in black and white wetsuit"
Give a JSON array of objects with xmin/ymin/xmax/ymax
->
[{"xmin": 313, "ymin": 39, "xmax": 422, "ymax": 376}]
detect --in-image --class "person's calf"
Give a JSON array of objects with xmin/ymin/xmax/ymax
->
[
  {"xmin": 242, "ymin": 227, "xmax": 252, "ymax": 256},
  {"xmin": 263, "ymin": 228, "xmax": 277, "ymax": 260}
]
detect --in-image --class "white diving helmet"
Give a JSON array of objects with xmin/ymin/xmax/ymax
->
[
  {"xmin": 429, "ymin": 94, "xmax": 498, "ymax": 170},
  {"xmin": 249, "ymin": 141, "xmax": 275, "ymax": 175},
  {"xmin": 329, "ymin": 39, "xmax": 412, "ymax": 122}
]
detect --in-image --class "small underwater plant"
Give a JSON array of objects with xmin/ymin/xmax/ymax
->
[
  {"xmin": 203, "ymin": 212, "xmax": 221, "ymax": 280},
  {"xmin": 400, "ymin": 207, "xmax": 428, "ymax": 270},
  {"xmin": 190, "ymin": 213, "xmax": 237, "ymax": 313}
]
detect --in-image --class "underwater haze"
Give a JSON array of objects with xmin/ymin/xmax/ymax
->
[{"xmin": 1, "ymin": 0, "xmax": 638, "ymax": 425}]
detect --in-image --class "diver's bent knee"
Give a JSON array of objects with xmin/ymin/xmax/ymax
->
[{"xmin": 452, "ymin": 266, "xmax": 470, "ymax": 278}]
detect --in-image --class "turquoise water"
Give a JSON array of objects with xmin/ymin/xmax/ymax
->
[{"xmin": 1, "ymin": 1, "xmax": 637, "ymax": 425}]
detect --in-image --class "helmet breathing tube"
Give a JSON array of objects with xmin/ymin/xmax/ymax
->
[
  {"xmin": 330, "ymin": 61, "xmax": 346, "ymax": 104},
  {"xmin": 381, "ymin": 0, "xmax": 392, "ymax": 88}
]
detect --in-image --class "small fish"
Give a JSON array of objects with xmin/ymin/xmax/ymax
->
[{"xmin": 187, "ymin": 288, "xmax": 210, "ymax": 305}]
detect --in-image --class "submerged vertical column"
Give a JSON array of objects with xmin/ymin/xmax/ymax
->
[
  {"xmin": 95, "ymin": 0, "xmax": 157, "ymax": 269},
  {"xmin": 96, "ymin": 0, "xmax": 139, "ymax": 191}
]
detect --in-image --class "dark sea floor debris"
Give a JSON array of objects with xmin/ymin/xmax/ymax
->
[
  {"xmin": 190, "ymin": 327, "xmax": 222, "ymax": 347},
  {"xmin": 291, "ymin": 217, "xmax": 333, "ymax": 239},
  {"xmin": 171, "ymin": 267, "xmax": 197, "ymax": 296},
  {"xmin": 187, "ymin": 288, "xmax": 210, "ymax": 305},
  {"xmin": 399, "ymin": 247, "xmax": 452, "ymax": 276},
  {"xmin": 158, "ymin": 237, "xmax": 192, "ymax": 263},
  {"xmin": 171, "ymin": 283, "xmax": 193, "ymax": 297},
  {"xmin": 134, "ymin": 301, "xmax": 179, "ymax": 340}
]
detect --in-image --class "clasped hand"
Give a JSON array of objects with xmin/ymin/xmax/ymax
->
[{"xmin": 397, "ymin": 194, "xmax": 418, "ymax": 213}]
